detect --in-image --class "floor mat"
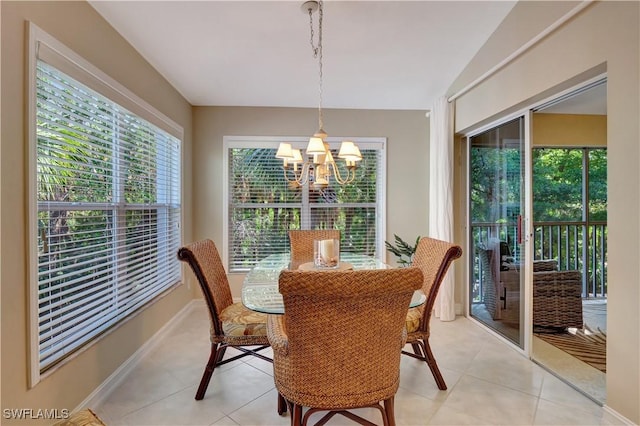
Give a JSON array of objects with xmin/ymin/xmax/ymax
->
[{"xmin": 535, "ymin": 326, "xmax": 606, "ymax": 373}]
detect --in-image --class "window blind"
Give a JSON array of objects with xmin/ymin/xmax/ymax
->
[
  {"xmin": 227, "ymin": 141, "xmax": 383, "ymax": 272},
  {"xmin": 35, "ymin": 60, "xmax": 181, "ymax": 371}
]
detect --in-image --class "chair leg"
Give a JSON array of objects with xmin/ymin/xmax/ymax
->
[
  {"xmin": 422, "ymin": 339, "xmax": 447, "ymax": 390},
  {"xmin": 383, "ymin": 397, "xmax": 395, "ymax": 426},
  {"xmin": 291, "ymin": 403, "xmax": 303, "ymax": 426},
  {"xmin": 216, "ymin": 345, "xmax": 228, "ymax": 363},
  {"xmin": 277, "ymin": 393, "xmax": 287, "ymax": 415},
  {"xmin": 195, "ymin": 343, "xmax": 221, "ymax": 400},
  {"xmin": 411, "ymin": 342, "xmax": 423, "ymax": 357}
]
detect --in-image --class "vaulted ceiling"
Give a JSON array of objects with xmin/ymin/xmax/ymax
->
[{"xmin": 89, "ymin": 1, "xmax": 517, "ymax": 110}]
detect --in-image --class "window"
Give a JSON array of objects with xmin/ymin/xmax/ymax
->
[
  {"xmin": 224, "ymin": 137, "xmax": 385, "ymax": 272},
  {"xmin": 29, "ymin": 25, "xmax": 182, "ymax": 379}
]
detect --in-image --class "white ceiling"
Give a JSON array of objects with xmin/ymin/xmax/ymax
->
[{"xmin": 89, "ymin": 0, "xmax": 518, "ymax": 110}]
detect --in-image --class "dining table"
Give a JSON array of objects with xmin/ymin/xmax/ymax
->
[{"xmin": 241, "ymin": 252, "xmax": 426, "ymax": 314}]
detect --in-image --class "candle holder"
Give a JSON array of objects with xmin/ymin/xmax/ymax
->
[{"xmin": 314, "ymin": 238, "xmax": 340, "ymax": 269}]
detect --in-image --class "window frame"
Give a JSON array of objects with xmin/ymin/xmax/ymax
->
[
  {"xmin": 27, "ymin": 23, "xmax": 184, "ymax": 386},
  {"xmin": 223, "ymin": 136, "xmax": 386, "ymax": 272}
]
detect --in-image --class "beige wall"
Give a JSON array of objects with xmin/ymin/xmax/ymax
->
[
  {"xmin": 450, "ymin": 1, "xmax": 639, "ymax": 423},
  {"xmin": 192, "ymin": 106, "xmax": 430, "ymax": 295},
  {"xmin": 1, "ymin": 1, "xmax": 194, "ymax": 421},
  {"xmin": 533, "ymin": 114, "xmax": 607, "ymax": 147}
]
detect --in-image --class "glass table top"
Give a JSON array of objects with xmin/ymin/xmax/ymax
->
[{"xmin": 242, "ymin": 253, "xmax": 425, "ymax": 314}]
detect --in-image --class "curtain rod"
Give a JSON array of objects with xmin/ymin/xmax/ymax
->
[{"xmin": 447, "ymin": 0, "xmax": 593, "ymax": 103}]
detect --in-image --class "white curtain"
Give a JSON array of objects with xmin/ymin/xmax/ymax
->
[{"xmin": 429, "ymin": 96, "xmax": 456, "ymax": 321}]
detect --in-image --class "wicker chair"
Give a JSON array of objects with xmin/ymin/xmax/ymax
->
[
  {"xmin": 477, "ymin": 247, "xmax": 500, "ymax": 319},
  {"xmin": 403, "ymin": 237, "xmax": 462, "ymax": 390},
  {"xmin": 533, "ymin": 270, "xmax": 583, "ymax": 330},
  {"xmin": 177, "ymin": 239, "xmax": 272, "ymax": 400},
  {"xmin": 288, "ymin": 229, "xmax": 340, "ymax": 270},
  {"xmin": 269, "ymin": 268, "xmax": 423, "ymax": 426}
]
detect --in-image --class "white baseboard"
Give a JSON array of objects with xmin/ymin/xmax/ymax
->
[
  {"xmin": 602, "ymin": 405, "xmax": 636, "ymax": 425},
  {"xmin": 77, "ymin": 299, "xmax": 204, "ymax": 411}
]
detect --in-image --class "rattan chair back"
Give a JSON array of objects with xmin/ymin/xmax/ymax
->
[
  {"xmin": 288, "ymin": 229, "xmax": 340, "ymax": 269},
  {"xmin": 411, "ymin": 237, "xmax": 463, "ymax": 332},
  {"xmin": 269, "ymin": 267, "xmax": 423, "ymax": 425},
  {"xmin": 177, "ymin": 239, "xmax": 233, "ymax": 336},
  {"xmin": 403, "ymin": 236, "xmax": 462, "ymax": 391}
]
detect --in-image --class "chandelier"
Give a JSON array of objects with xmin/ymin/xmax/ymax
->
[{"xmin": 275, "ymin": 0, "xmax": 362, "ymax": 190}]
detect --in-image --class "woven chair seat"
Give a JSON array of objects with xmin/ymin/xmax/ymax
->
[
  {"xmin": 219, "ymin": 302, "xmax": 268, "ymax": 337},
  {"xmin": 405, "ymin": 306, "xmax": 422, "ymax": 333}
]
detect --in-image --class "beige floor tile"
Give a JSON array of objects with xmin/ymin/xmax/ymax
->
[
  {"xmin": 539, "ymin": 373, "xmax": 603, "ymax": 417},
  {"xmin": 398, "ymin": 356, "xmax": 461, "ymax": 401},
  {"xmin": 226, "ymin": 389, "xmax": 289, "ymax": 426},
  {"xmin": 304, "ymin": 407, "xmax": 383, "ymax": 425},
  {"xmin": 97, "ymin": 367, "xmax": 190, "ymax": 420},
  {"xmin": 466, "ymin": 341, "xmax": 546, "ymax": 396},
  {"xmin": 210, "ymin": 416, "xmax": 240, "ymax": 426},
  {"xmin": 440, "ymin": 374, "xmax": 539, "ymax": 425},
  {"xmin": 195, "ymin": 362, "xmax": 276, "ymax": 413},
  {"xmin": 95, "ymin": 310, "xmax": 607, "ymax": 426},
  {"xmin": 242, "ymin": 346, "xmax": 275, "ymax": 377},
  {"xmin": 119, "ymin": 386, "xmax": 227, "ymax": 425},
  {"xmin": 533, "ymin": 398, "xmax": 603, "ymax": 425},
  {"xmin": 427, "ymin": 404, "xmax": 498, "ymax": 425},
  {"xmin": 393, "ymin": 387, "xmax": 442, "ymax": 425}
]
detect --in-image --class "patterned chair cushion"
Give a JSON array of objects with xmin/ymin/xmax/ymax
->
[
  {"xmin": 405, "ymin": 306, "xmax": 422, "ymax": 333},
  {"xmin": 220, "ymin": 302, "xmax": 268, "ymax": 337}
]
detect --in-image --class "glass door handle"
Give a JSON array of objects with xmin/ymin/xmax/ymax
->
[{"xmin": 517, "ymin": 215, "xmax": 523, "ymax": 244}]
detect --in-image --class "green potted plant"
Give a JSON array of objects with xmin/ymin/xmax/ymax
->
[{"xmin": 385, "ymin": 234, "xmax": 420, "ymax": 267}]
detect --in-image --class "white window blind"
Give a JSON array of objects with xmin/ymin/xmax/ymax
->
[
  {"xmin": 225, "ymin": 138, "xmax": 385, "ymax": 272},
  {"xmin": 34, "ymin": 59, "xmax": 181, "ymax": 372}
]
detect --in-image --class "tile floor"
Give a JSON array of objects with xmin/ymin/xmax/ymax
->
[{"xmin": 94, "ymin": 304, "xmax": 621, "ymax": 425}]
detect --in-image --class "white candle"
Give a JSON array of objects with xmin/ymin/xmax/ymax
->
[{"xmin": 320, "ymin": 239, "xmax": 334, "ymax": 263}]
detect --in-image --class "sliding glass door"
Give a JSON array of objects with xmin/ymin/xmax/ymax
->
[{"xmin": 468, "ymin": 117, "xmax": 527, "ymax": 348}]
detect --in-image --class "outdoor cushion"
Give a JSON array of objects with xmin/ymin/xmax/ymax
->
[
  {"xmin": 219, "ymin": 302, "xmax": 268, "ymax": 337},
  {"xmin": 405, "ymin": 306, "xmax": 422, "ymax": 333}
]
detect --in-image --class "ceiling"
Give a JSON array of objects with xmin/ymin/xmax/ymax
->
[{"xmin": 89, "ymin": 0, "xmax": 519, "ymax": 110}]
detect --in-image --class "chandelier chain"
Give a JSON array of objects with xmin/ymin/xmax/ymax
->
[{"xmin": 308, "ymin": 1, "xmax": 324, "ymax": 131}]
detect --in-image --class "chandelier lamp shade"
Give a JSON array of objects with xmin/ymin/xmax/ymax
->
[{"xmin": 275, "ymin": 0, "xmax": 362, "ymax": 190}]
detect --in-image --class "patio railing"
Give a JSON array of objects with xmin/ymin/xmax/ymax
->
[
  {"xmin": 471, "ymin": 222, "xmax": 607, "ymax": 302},
  {"xmin": 533, "ymin": 221, "xmax": 607, "ymax": 298}
]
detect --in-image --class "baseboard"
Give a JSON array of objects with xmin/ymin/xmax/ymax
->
[
  {"xmin": 602, "ymin": 405, "xmax": 636, "ymax": 425},
  {"xmin": 77, "ymin": 299, "xmax": 204, "ymax": 411}
]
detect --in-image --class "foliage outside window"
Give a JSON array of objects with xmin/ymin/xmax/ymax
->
[
  {"xmin": 533, "ymin": 148, "xmax": 607, "ymax": 222},
  {"xmin": 225, "ymin": 138, "xmax": 384, "ymax": 272},
  {"xmin": 532, "ymin": 147, "xmax": 607, "ymax": 296},
  {"xmin": 33, "ymin": 58, "xmax": 181, "ymax": 373}
]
